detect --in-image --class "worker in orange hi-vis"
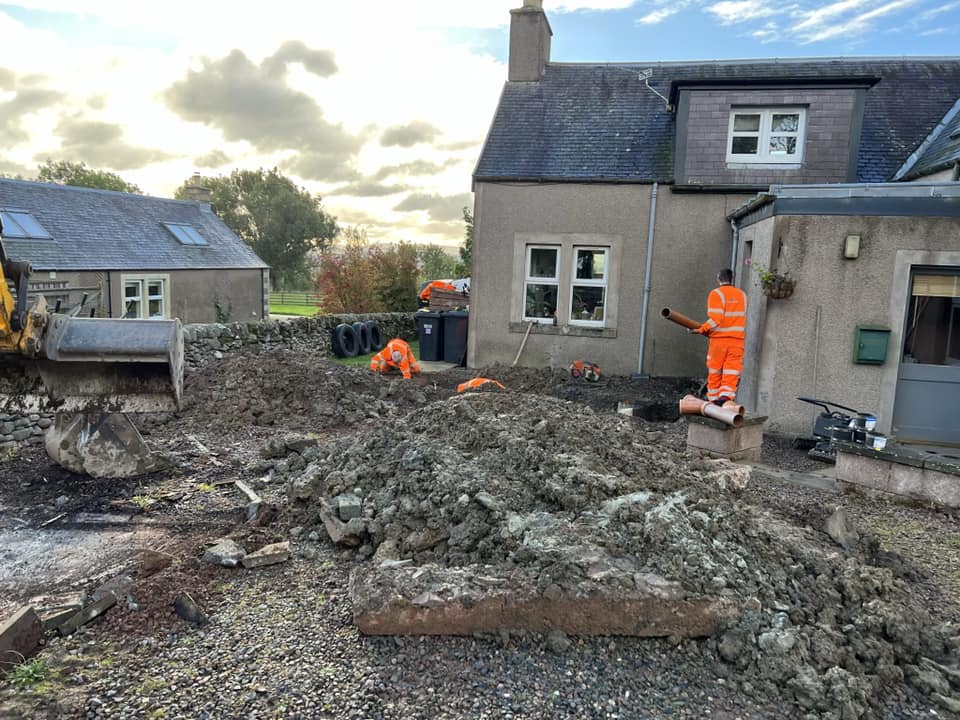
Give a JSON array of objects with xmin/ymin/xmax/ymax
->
[
  {"xmin": 689, "ymin": 268, "xmax": 747, "ymax": 405},
  {"xmin": 418, "ymin": 280, "xmax": 457, "ymax": 307},
  {"xmin": 369, "ymin": 338, "xmax": 421, "ymax": 380}
]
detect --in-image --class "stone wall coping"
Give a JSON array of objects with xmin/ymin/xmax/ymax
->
[
  {"xmin": 836, "ymin": 441, "xmax": 960, "ymax": 477},
  {"xmin": 686, "ymin": 414, "xmax": 768, "ymax": 430}
]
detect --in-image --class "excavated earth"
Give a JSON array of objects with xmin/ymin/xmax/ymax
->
[{"xmin": 1, "ymin": 348, "xmax": 958, "ymax": 720}]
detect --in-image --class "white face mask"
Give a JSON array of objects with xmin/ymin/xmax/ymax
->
[{"xmin": 391, "ymin": 350, "xmax": 403, "ymax": 363}]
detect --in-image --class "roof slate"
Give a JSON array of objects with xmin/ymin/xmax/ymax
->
[
  {"xmin": 906, "ymin": 99, "xmax": 960, "ymax": 178},
  {"xmin": 475, "ymin": 58, "xmax": 960, "ymax": 184},
  {"xmin": 0, "ymin": 179, "xmax": 268, "ymax": 271}
]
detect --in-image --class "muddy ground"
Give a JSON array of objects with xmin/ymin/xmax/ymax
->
[{"xmin": 0, "ymin": 349, "xmax": 958, "ymax": 720}]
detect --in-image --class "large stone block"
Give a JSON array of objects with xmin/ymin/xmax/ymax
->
[
  {"xmin": 0, "ymin": 607, "xmax": 43, "ymax": 670},
  {"xmin": 837, "ymin": 450, "xmax": 960, "ymax": 509},
  {"xmin": 686, "ymin": 415, "xmax": 766, "ymax": 462},
  {"xmin": 350, "ymin": 564, "xmax": 739, "ymax": 638}
]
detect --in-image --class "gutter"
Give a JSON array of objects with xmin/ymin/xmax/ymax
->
[{"xmin": 726, "ymin": 192, "xmax": 775, "ymax": 221}]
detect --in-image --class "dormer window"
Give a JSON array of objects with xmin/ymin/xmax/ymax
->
[{"xmin": 726, "ymin": 108, "xmax": 806, "ymax": 165}]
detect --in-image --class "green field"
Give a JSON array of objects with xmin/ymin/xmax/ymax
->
[
  {"xmin": 334, "ymin": 339, "xmax": 420, "ymax": 367},
  {"xmin": 269, "ymin": 304, "xmax": 319, "ymax": 317}
]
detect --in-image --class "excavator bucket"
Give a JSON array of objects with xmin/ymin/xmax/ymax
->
[{"xmin": 0, "ymin": 315, "xmax": 184, "ymax": 414}]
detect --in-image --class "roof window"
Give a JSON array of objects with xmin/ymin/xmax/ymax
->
[
  {"xmin": 0, "ymin": 210, "xmax": 52, "ymax": 239},
  {"xmin": 163, "ymin": 222, "xmax": 208, "ymax": 246}
]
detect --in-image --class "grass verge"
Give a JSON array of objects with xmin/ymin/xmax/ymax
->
[{"xmin": 333, "ymin": 340, "xmax": 420, "ymax": 368}]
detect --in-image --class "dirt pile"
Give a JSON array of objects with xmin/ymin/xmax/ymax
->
[
  {"xmin": 177, "ymin": 351, "xmax": 443, "ymax": 431},
  {"xmin": 284, "ymin": 392, "xmax": 960, "ymax": 719}
]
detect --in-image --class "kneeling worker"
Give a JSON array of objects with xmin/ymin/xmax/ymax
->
[
  {"xmin": 370, "ymin": 338, "xmax": 421, "ymax": 380},
  {"xmin": 690, "ymin": 268, "xmax": 746, "ymax": 405}
]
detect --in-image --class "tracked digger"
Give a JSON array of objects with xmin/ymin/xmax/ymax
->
[{"xmin": 0, "ymin": 219, "xmax": 184, "ymax": 477}]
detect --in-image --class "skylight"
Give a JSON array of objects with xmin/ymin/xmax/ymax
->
[
  {"xmin": 0, "ymin": 210, "xmax": 51, "ymax": 239},
  {"xmin": 163, "ymin": 222, "xmax": 208, "ymax": 246}
]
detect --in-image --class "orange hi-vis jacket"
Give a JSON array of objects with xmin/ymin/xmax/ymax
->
[
  {"xmin": 419, "ymin": 280, "xmax": 457, "ymax": 303},
  {"xmin": 697, "ymin": 284, "xmax": 747, "ymax": 338},
  {"xmin": 370, "ymin": 338, "xmax": 421, "ymax": 379}
]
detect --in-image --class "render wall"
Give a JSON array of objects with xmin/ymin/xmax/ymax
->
[
  {"xmin": 469, "ymin": 181, "xmax": 750, "ymax": 377},
  {"xmin": 677, "ymin": 88, "xmax": 859, "ymax": 186},
  {"xmin": 27, "ymin": 268, "xmax": 265, "ymax": 323},
  {"xmin": 738, "ymin": 213, "xmax": 960, "ymax": 437}
]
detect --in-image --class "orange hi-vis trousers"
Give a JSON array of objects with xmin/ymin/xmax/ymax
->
[{"xmin": 706, "ymin": 337, "xmax": 744, "ymax": 402}]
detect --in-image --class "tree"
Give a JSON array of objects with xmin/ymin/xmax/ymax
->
[
  {"xmin": 175, "ymin": 168, "xmax": 337, "ymax": 289},
  {"xmin": 36, "ymin": 160, "xmax": 142, "ymax": 194},
  {"xmin": 415, "ymin": 244, "xmax": 459, "ymax": 285},
  {"xmin": 456, "ymin": 206, "xmax": 473, "ymax": 277},
  {"xmin": 316, "ymin": 233, "xmax": 419, "ymax": 313}
]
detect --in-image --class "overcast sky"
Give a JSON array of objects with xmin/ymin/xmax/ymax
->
[{"xmin": 1, "ymin": 0, "xmax": 957, "ymax": 248}]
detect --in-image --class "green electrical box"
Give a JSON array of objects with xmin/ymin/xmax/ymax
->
[{"xmin": 854, "ymin": 326, "xmax": 890, "ymax": 365}]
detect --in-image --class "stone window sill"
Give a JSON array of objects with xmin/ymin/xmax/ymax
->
[{"xmin": 508, "ymin": 321, "xmax": 617, "ymax": 339}]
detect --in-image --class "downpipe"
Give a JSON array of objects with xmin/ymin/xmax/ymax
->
[
  {"xmin": 729, "ymin": 219, "xmax": 739, "ymax": 274},
  {"xmin": 635, "ymin": 182, "xmax": 659, "ymax": 378}
]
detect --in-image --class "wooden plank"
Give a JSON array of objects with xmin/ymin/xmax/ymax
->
[{"xmin": 429, "ymin": 289, "xmax": 469, "ymax": 311}]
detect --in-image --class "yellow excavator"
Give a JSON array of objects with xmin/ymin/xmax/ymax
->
[{"xmin": 0, "ymin": 220, "xmax": 184, "ymax": 477}]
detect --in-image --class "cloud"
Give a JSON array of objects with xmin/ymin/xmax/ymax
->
[
  {"xmin": 380, "ymin": 120, "xmax": 442, "ymax": 148},
  {"xmin": 552, "ymin": 0, "xmax": 641, "ymax": 10},
  {"xmin": 0, "ymin": 158, "xmax": 31, "ymax": 177},
  {"xmin": 262, "ymin": 40, "xmax": 337, "ymax": 78},
  {"xmin": 194, "ymin": 149, "xmax": 231, "ymax": 168},
  {"xmin": 164, "ymin": 45, "xmax": 364, "ymax": 180},
  {"xmin": 706, "ymin": 0, "xmax": 777, "ymax": 24},
  {"xmin": 637, "ymin": 7, "xmax": 681, "ymax": 23},
  {"xmin": 751, "ymin": 21, "xmax": 784, "ymax": 40},
  {"xmin": 0, "ymin": 67, "xmax": 14, "ymax": 89},
  {"xmin": 327, "ymin": 181, "xmax": 410, "ymax": 197},
  {"xmin": 792, "ymin": 0, "xmax": 867, "ymax": 31},
  {"xmin": 394, "ymin": 192, "xmax": 472, "ymax": 222},
  {"xmin": 371, "ymin": 159, "xmax": 456, "ymax": 181},
  {"xmin": 47, "ymin": 116, "xmax": 176, "ymax": 169},
  {"xmin": 0, "ymin": 84, "xmax": 67, "ymax": 146},
  {"xmin": 86, "ymin": 95, "xmax": 106, "ymax": 110},
  {"xmin": 794, "ymin": 0, "xmax": 918, "ymax": 41},
  {"xmin": 438, "ymin": 139, "xmax": 481, "ymax": 151}
]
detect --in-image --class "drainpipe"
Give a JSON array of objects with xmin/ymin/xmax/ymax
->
[
  {"xmin": 729, "ymin": 219, "xmax": 739, "ymax": 276},
  {"xmin": 635, "ymin": 182, "xmax": 659, "ymax": 377},
  {"xmin": 953, "ymin": 161, "xmax": 960, "ymax": 181},
  {"xmin": 106, "ymin": 270, "xmax": 113, "ymax": 317}
]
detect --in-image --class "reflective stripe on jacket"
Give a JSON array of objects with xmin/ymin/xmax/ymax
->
[
  {"xmin": 370, "ymin": 338, "xmax": 420, "ymax": 379},
  {"xmin": 698, "ymin": 284, "xmax": 747, "ymax": 339}
]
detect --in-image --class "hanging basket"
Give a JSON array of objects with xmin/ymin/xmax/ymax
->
[{"xmin": 762, "ymin": 277, "xmax": 795, "ymax": 299}]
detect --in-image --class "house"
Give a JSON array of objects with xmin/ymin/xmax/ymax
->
[
  {"xmin": 0, "ymin": 178, "xmax": 269, "ymax": 324},
  {"xmin": 469, "ymin": 0, "xmax": 960, "ymax": 443}
]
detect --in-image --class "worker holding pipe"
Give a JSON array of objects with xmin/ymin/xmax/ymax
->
[
  {"xmin": 689, "ymin": 268, "xmax": 747, "ymax": 405},
  {"xmin": 370, "ymin": 338, "xmax": 421, "ymax": 380}
]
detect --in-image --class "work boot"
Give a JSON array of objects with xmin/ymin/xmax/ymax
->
[{"xmin": 713, "ymin": 396, "xmax": 731, "ymax": 407}]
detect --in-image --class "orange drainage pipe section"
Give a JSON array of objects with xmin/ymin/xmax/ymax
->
[
  {"xmin": 679, "ymin": 394, "xmax": 744, "ymax": 428},
  {"xmin": 661, "ymin": 308, "xmax": 701, "ymax": 331}
]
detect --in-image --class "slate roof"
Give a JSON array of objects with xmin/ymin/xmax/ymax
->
[
  {"xmin": 474, "ymin": 57, "xmax": 960, "ymax": 184},
  {"xmin": 0, "ymin": 179, "xmax": 268, "ymax": 271},
  {"xmin": 901, "ymin": 98, "xmax": 960, "ymax": 179}
]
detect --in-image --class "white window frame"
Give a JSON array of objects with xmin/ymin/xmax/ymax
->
[
  {"xmin": 523, "ymin": 245, "xmax": 560, "ymax": 324},
  {"xmin": 726, "ymin": 107, "xmax": 806, "ymax": 165},
  {"xmin": 568, "ymin": 246, "xmax": 609, "ymax": 328},
  {"xmin": 120, "ymin": 274, "xmax": 170, "ymax": 319}
]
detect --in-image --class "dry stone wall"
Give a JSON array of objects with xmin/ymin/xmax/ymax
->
[
  {"xmin": 183, "ymin": 312, "xmax": 417, "ymax": 370},
  {"xmin": 0, "ymin": 412, "xmax": 53, "ymax": 451}
]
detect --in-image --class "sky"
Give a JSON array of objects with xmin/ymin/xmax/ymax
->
[{"xmin": 1, "ymin": 1, "xmax": 957, "ymax": 249}]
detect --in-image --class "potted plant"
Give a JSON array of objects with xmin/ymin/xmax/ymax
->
[{"xmin": 753, "ymin": 264, "xmax": 795, "ymax": 299}]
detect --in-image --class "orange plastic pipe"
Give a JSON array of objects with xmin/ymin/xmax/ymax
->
[
  {"xmin": 678, "ymin": 394, "xmax": 744, "ymax": 428},
  {"xmin": 661, "ymin": 308, "xmax": 701, "ymax": 331},
  {"xmin": 722, "ymin": 400, "xmax": 746, "ymax": 415}
]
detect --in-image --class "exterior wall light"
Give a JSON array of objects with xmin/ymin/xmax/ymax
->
[{"xmin": 843, "ymin": 234, "xmax": 861, "ymax": 259}]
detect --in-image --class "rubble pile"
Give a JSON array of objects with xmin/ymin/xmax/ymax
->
[
  {"xmin": 179, "ymin": 351, "xmax": 441, "ymax": 430},
  {"xmin": 284, "ymin": 392, "xmax": 960, "ymax": 719}
]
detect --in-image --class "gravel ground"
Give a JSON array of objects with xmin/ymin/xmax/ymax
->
[{"xmin": 1, "ymin": 359, "xmax": 958, "ymax": 720}]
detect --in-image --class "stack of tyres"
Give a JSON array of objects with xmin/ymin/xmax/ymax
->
[
  {"xmin": 417, "ymin": 312, "xmax": 444, "ymax": 361},
  {"xmin": 442, "ymin": 311, "xmax": 469, "ymax": 365},
  {"xmin": 332, "ymin": 320, "xmax": 384, "ymax": 358}
]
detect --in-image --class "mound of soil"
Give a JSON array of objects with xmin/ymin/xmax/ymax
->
[{"xmin": 285, "ymin": 393, "xmax": 960, "ymax": 719}]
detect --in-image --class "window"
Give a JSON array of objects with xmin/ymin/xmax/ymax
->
[
  {"xmin": 726, "ymin": 108, "xmax": 805, "ymax": 164},
  {"xmin": 903, "ymin": 272, "xmax": 960, "ymax": 366},
  {"xmin": 524, "ymin": 246, "xmax": 559, "ymax": 322},
  {"xmin": 122, "ymin": 275, "xmax": 169, "ymax": 319},
  {"xmin": 569, "ymin": 247, "xmax": 608, "ymax": 326},
  {"xmin": 163, "ymin": 222, "xmax": 207, "ymax": 246},
  {"xmin": 0, "ymin": 210, "xmax": 51, "ymax": 239}
]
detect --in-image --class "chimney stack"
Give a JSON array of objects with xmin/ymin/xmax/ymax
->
[
  {"xmin": 509, "ymin": 0, "xmax": 552, "ymax": 82},
  {"xmin": 184, "ymin": 172, "xmax": 212, "ymax": 204}
]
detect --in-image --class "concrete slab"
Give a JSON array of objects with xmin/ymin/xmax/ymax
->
[
  {"xmin": 0, "ymin": 607, "xmax": 42, "ymax": 670},
  {"xmin": 837, "ymin": 449, "xmax": 960, "ymax": 509},
  {"xmin": 687, "ymin": 415, "xmax": 766, "ymax": 462}
]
